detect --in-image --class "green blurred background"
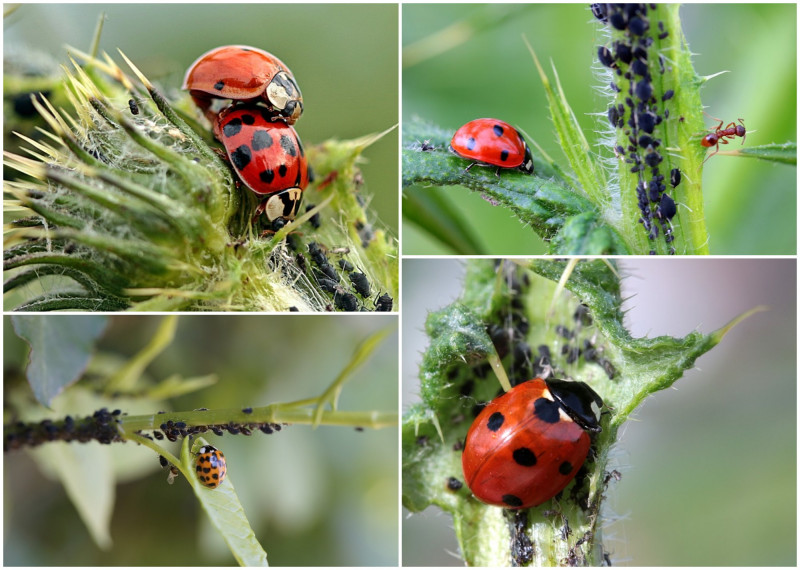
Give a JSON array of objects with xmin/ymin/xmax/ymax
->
[
  {"xmin": 402, "ymin": 258, "xmax": 796, "ymax": 565},
  {"xmin": 402, "ymin": 4, "xmax": 796, "ymax": 254},
  {"xmin": 4, "ymin": 315, "xmax": 398, "ymax": 565},
  {"xmin": 4, "ymin": 3, "xmax": 399, "ymax": 234}
]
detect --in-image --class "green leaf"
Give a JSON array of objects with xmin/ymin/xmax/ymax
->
[
  {"xmin": 403, "ymin": 189, "xmax": 486, "ymax": 255},
  {"xmin": 402, "ymin": 259, "xmax": 737, "ymax": 565},
  {"xmin": 524, "ymin": 40, "xmax": 608, "ymax": 209},
  {"xmin": 12, "ymin": 315, "xmax": 107, "ymax": 407},
  {"xmin": 32, "ymin": 440, "xmax": 115, "ymax": 549},
  {"xmin": 106, "ymin": 316, "xmax": 178, "ymax": 392},
  {"xmin": 183, "ymin": 437, "xmax": 268, "ymax": 566},
  {"xmin": 737, "ymin": 142, "xmax": 797, "ymax": 165},
  {"xmin": 402, "ymin": 118, "xmax": 629, "ymax": 254}
]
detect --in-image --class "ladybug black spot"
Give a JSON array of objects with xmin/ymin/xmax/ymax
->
[
  {"xmin": 492, "ymin": 124, "xmax": 504, "ymax": 137},
  {"xmin": 500, "ymin": 149, "xmax": 509, "ymax": 162},
  {"xmin": 486, "ymin": 411, "xmax": 505, "ymax": 431},
  {"xmin": 223, "ymin": 118, "xmax": 244, "ymax": 137},
  {"xmin": 260, "ymin": 169, "xmax": 275, "ymax": 184},
  {"xmin": 559, "ymin": 461, "xmax": 574, "ymax": 475},
  {"xmin": 335, "ymin": 292, "xmax": 359, "ymax": 311},
  {"xmin": 512, "ymin": 447, "xmax": 537, "ymax": 467},
  {"xmin": 280, "ymin": 134, "xmax": 298, "ymax": 157},
  {"xmin": 465, "ymin": 137, "xmax": 476, "ymax": 151},
  {"xmin": 502, "ymin": 494, "xmax": 524, "ymax": 508},
  {"xmin": 251, "ymin": 130, "xmax": 273, "ymax": 150},
  {"xmin": 241, "ymin": 113, "xmax": 256, "ymax": 125},
  {"xmin": 533, "ymin": 397, "xmax": 561, "ymax": 424},
  {"xmin": 214, "ymin": 80, "xmax": 225, "ymax": 91},
  {"xmin": 231, "ymin": 145, "xmax": 252, "ymax": 170}
]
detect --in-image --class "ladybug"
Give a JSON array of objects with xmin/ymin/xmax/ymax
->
[
  {"xmin": 449, "ymin": 118, "xmax": 534, "ymax": 176},
  {"xmin": 195, "ymin": 444, "xmax": 227, "ymax": 489},
  {"xmin": 462, "ymin": 377, "xmax": 603, "ymax": 509},
  {"xmin": 217, "ymin": 104, "xmax": 309, "ymax": 222},
  {"xmin": 183, "ymin": 45, "xmax": 303, "ymax": 125}
]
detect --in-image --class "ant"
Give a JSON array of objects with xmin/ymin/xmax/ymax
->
[{"xmin": 701, "ymin": 117, "xmax": 746, "ymax": 163}]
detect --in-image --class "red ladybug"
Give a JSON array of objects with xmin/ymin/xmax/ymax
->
[
  {"xmin": 183, "ymin": 45, "xmax": 303, "ymax": 125},
  {"xmin": 217, "ymin": 105, "xmax": 309, "ymax": 222},
  {"xmin": 449, "ymin": 118, "xmax": 534, "ymax": 176},
  {"xmin": 462, "ymin": 377, "xmax": 603, "ymax": 509}
]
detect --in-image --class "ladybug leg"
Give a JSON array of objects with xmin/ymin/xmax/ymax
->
[
  {"xmin": 464, "ymin": 162, "xmax": 477, "ymax": 173},
  {"xmin": 494, "ymin": 167, "xmax": 501, "ymax": 177},
  {"xmin": 253, "ymin": 200, "xmax": 267, "ymax": 223}
]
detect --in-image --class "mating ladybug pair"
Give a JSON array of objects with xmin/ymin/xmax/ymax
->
[
  {"xmin": 462, "ymin": 377, "xmax": 603, "ymax": 509},
  {"xmin": 183, "ymin": 45, "xmax": 309, "ymax": 226}
]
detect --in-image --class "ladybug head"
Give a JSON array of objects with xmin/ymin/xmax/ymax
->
[
  {"xmin": 266, "ymin": 72, "xmax": 303, "ymax": 124},
  {"xmin": 545, "ymin": 379, "xmax": 603, "ymax": 433},
  {"xmin": 518, "ymin": 142, "xmax": 534, "ymax": 175}
]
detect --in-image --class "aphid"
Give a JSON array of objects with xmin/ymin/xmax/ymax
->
[
  {"xmin": 128, "ymin": 98, "xmax": 140, "ymax": 115},
  {"xmin": 670, "ymin": 168, "xmax": 681, "ymax": 188},
  {"xmin": 349, "ymin": 271, "xmax": 371, "ymax": 298},
  {"xmin": 334, "ymin": 291, "xmax": 359, "ymax": 312},
  {"xmin": 656, "ymin": 193, "xmax": 677, "ymax": 220},
  {"xmin": 374, "ymin": 292, "xmax": 393, "ymax": 312},
  {"xmin": 701, "ymin": 117, "xmax": 746, "ymax": 162}
]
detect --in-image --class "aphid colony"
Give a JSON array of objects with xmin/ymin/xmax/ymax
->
[
  {"xmin": 594, "ymin": 3, "xmax": 681, "ymax": 254},
  {"xmin": 184, "ymin": 46, "xmax": 394, "ymax": 312}
]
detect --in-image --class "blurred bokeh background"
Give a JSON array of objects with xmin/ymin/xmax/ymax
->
[
  {"xmin": 402, "ymin": 4, "xmax": 796, "ymax": 254},
  {"xmin": 4, "ymin": 3, "xmax": 399, "ymax": 234},
  {"xmin": 4, "ymin": 315, "xmax": 398, "ymax": 565},
  {"xmin": 402, "ymin": 258, "xmax": 796, "ymax": 565}
]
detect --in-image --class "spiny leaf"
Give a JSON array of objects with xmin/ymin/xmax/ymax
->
[{"xmin": 402, "ymin": 259, "xmax": 737, "ymax": 565}]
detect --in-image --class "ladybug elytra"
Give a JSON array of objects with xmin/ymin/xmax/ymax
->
[
  {"xmin": 183, "ymin": 45, "xmax": 303, "ymax": 125},
  {"xmin": 195, "ymin": 444, "xmax": 227, "ymax": 489},
  {"xmin": 216, "ymin": 104, "xmax": 309, "ymax": 222},
  {"xmin": 449, "ymin": 118, "xmax": 534, "ymax": 176},
  {"xmin": 462, "ymin": 377, "xmax": 603, "ymax": 509}
]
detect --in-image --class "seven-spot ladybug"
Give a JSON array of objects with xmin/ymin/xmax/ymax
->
[
  {"xmin": 449, "ymin": 118, "xmax": 534, "ymax": 176},
  {"xmin": 216, "ymin": 104, "xmax": 309, "ymax": 222},
  {"xmin": 183, "ymin": 45, "xmax": 303, "ymax": 125},
  {"xmin": 195, "ymin": 444, "xmax": 227, "ymax": 489},
  {"xmin": 462, "ymin": 377, "xmax": 603, "ymax": 509}
]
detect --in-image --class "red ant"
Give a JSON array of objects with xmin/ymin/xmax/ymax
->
[{"xmin": 701, "ymin": 117, "xmax": 746, "ymax": 162}]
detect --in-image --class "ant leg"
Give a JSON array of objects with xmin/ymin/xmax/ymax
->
[
  {"xmin": 702, "ymin": 110, "xmax": 724, "ymax": 130},
  {"xmin": 702, "ymin": 144, "xmax": 720, "ymax": 165}
]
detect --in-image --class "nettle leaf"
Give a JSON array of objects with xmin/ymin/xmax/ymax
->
[
  {"xmin": 402, "ymin": 118, "xmax": 629, "ymax": 254},
  {"xmin": 12, "ymin": 315, "xmax": 108, "ymax": 407},
  {"xmin": 184, "ymin": 437, "xmax": 268, "ymax": 566},
  {"xmin": 402, "ymin": 259, "xmax": 735, "ymax": 565}
]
